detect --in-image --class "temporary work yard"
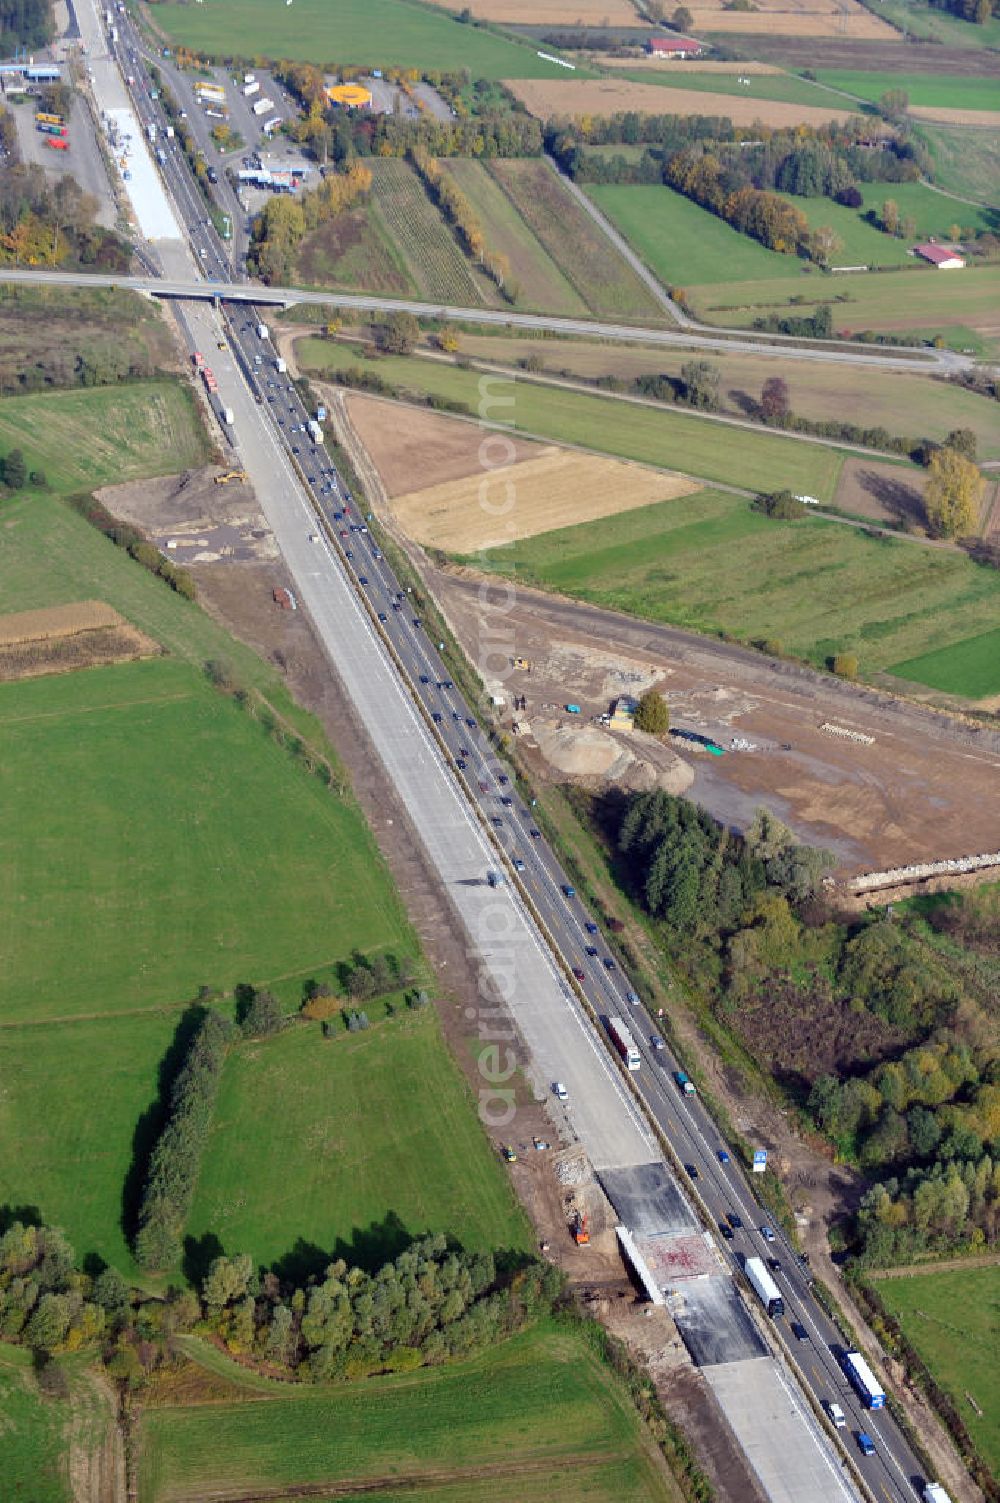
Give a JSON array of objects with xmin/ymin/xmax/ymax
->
[
  {"xmin": 389, "ymin": 444, "xmax": 699, "ymax": 552},
  {"xmin": 506, "ymin": 77, "xmax": 857, "ymax": 125}
]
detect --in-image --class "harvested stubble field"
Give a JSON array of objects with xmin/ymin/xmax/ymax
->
[
  {"xmin": 687, "ymin": 3, "xmax": 897, "ymax": 33},
  {"xmin": 440, "ymin": 159, "xmax": 587, "ymax": 317},
  {"xmin": 910, "ymin": 106, "xmax": 1000, "ymax": 126},
  {"xmin": 602, "ymin": 58, "xmax": 783, "ymax": 72},
  {"xmin": 486, "ymin": 158, "xmax": 664, "ymax": 321},
  {"xmin": 446, "ymin": 332, "xmax": 1000, "ymax": 460},
  {"xmin": 302, "ymin": 340, "xmax": 844, "ymax": 497},
  {"xmin": 138, "ymin": 1323, "xmax": 679, "ymax": 1503},
  {"xmin": 506, "ymin": 77, "xmax": 856, "ymax": 125},
  {"xmin": 0, "ymin": 599, "xmax": 121, "ymax": 645},
  {"xmin": 369, "ymin": 160, "xmax": 497, "ymax": 307},
  {"xmin": 390, "ymin": 445, "xmax": 698, "ymax": 551},
  {"xmin": 344, "ymin": 392, "xmax": 540, "ymax": 495},
  {"xmin": 433, "ymin": 0, "xmax": 640, "ymax": 17}
]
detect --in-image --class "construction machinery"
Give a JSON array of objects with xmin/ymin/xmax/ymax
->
[
  {"xmin": 214, "ymin": 470, "xmax": 247, "ymax": 485},
  {"xmin": 571, "ymin": 1210, "xmax": 590, "ymax": 1246},
  {"xmin": 502, "ymin": 1145, "xmax": 517, "ymax": 1163}
]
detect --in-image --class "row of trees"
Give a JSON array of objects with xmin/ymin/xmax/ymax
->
[
  {"xmin": 665, "ymin": 148, "xmax": 826, "ymax": 261},
  {"xmin": 199, "ymin": 1237, "xmax": 561, "ymax": 1379},
  {"xmin": 70, "ymin": 494, "xmax": 196, "ymax": 600},
  {"xmin": 134, "ymin": 1010, "xmax": 233, "ymax": 1270},
  {"xmin": 1, "ymin": 1217, "xmax": 563, "ymax": 1383},
  {"xmin": 247, "ymin": 162, "xmax": 373, "ymax": 284},
  {"xmin": 409, "ymin": 148, "xmax": 511, "ymax": 295}
]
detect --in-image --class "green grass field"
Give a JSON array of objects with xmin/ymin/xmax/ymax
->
[
  {"xmin": 815, "ymin": 69, "xmax": 1000, "ymax": 110},
  {"xmin": 877, "ymin": 1265, "xmax": 1000, "ymax": 1480},
  {"xmin": 688, "ymin": 262, "xmax": 1000, "ymax": 353},
  {"xmin": 0, "ymin": 657, "xmax": 413, "ymax": 1023},
  {"xmin": 780, "ymin": 194, "xmax": 912, "ymax": 267},
  {"xmin": 859, "ymin": 0, "xmax": 1000, "ymax": 47},
  {"xmin": 152, "ymin": 0, "xmax": 581, "ymax": 77},
  {"xmin": 488, "ymin": 159, "xmax": 664, "ymax": 322},
  {"xmin": 442, "ymin": 159, "xmax": 588, "ymax": 317},
  {"xmin": 451, "ymin": 330, "xmax": 1000, "ymax": 459},
  {"xmin": 613, "ymin": 67, "xmax": 844, "ymax": 107},
  {"xmin": 586, "ymin": 184, "xmax": 794, "ymax": 287},
  {"xmin": 858, "ymin": 182, "xmax": 999, "ymax": 239},
  {"xmin": 0, "ymin": 1346, "xmax": 75, "ymax": 1503},
  {"xmin": 0, "ymin": 382, "xmax": 209, "ymax": 493},
  {"xmin": 468, "ymin": 487, "xmax": 1000, "ymax": 686},
  {"xmin": 890, "ymin": 625, "xmax": 1000, "ymax": 699},
  {"xmin": 0, "ymin": 1009, "xmax": 188, "ymax": 1273},
  {"xmin": 187, "ymin": 1009, "xmax": 530, "ymax": 1269},
  {"xmin": 138, "ymin": 1323, "xmax": 678, "ymax": 1503},
  {"xmin": 300, "ymin": 339, "xmax": 845, "ymax": 498},
  {"xmin": 918, "ymin": 124, "xmax": 1000, "ymax": 207}
]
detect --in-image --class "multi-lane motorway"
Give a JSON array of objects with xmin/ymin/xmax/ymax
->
[{"xmin": 85, "ymin": 10, "xmax": 954, "ymax": 1502}]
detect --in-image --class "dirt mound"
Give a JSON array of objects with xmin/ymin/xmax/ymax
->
[{"xmin": 531, "ymin": 717, "xmax": 694, "ymax": 794}]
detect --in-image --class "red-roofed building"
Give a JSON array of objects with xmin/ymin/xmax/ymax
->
[
  {"xmin": 914, "ymin": 243, "xmax": 965, "ymax": 269},
  {"xmin": 647, "ymin": 35, "xmax": 704, "ymax": 57}
]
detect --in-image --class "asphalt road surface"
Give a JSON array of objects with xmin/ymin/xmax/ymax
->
[{"xmin": 73, "ymin": 8, "xmax": 959, "ymax": 1499}]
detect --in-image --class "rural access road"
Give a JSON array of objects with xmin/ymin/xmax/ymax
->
[{"xmin": 0, "ymin": 266, "xmax": 970, "ymax": 375}]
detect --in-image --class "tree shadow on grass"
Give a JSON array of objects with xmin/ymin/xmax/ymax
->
[
  {"xmin": 270, "ymin": 1212, "xmax": 417, "ymax": 1285},
  {"xmin": 120, "ymin": 1004, "xmax": 209, "ymax": 1250}
]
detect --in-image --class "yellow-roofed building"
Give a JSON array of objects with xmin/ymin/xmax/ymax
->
[{"xmin": 325, "ymin": 83, "xmax": 372, "ymax": 110}]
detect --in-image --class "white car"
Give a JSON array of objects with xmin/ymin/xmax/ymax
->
[
  {"xmin": 552, "ymin": 1081, "xmax": 568, "ymax": 1102},
  {"xmin": 308, "ymin": 532, "xmax": 319, "ymax": 543}
]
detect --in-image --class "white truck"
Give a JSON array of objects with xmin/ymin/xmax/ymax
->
[
  {"xmin": 744, "ymin": 1256, "xmax": 784, "ymax": 1317},
  {"xmin": 243, "ymin": 80, "xmax": 260, "ymax": 98},
  {"xmin": 923, "ymin": 1487, "xmax": 952, "ymax": 1503},
  {"xmin": 252, "ymin": 97, "xmax": 274, "ymax": 117},
  {"xmin": 146, "ymin": 121, "xmax": 157, "ymax": 143},
  {"xmin": 256, "ymin": 322, "xmax": 268, "ymax": 340},
  {"xmin": 307, "ymin": 419, "xmax": 322, "ymax": 444},
  {"xmin": 275, "ymin": 357, "xmax": 287, "ymax": 374},
  {"xmin": 607, "ymin": 1017, "xmax": 640, "ymax": 1072}
]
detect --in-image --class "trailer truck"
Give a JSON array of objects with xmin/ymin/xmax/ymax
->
[
  {"xmin": 923, "ymin": 1486, "xmax": 952, "ymax": 1503},
  {"xmin": 607, "ymin": 1017, "xmax": 640, "ymax": 1072},
  {"xmin": 307, "ymin": 419, "xmax": 322, "ymax": 443},
  {"xmin": 843, "ymin": 1351, "xmax": 886, "ymax": 1409},
  {"xmin": 243, "ymin": 80, "xmax": 260, "ymax": 97},
  {"xmin": 256, "ymin": 322, "xmax": 268, "ymax": 340},
  {"xmin": 252, "ymin": 97, "xmax": 274, "ymax": 117},
  {"xmin": 744, "ymin": 1256, "xmax": 784, "ymax": 1317}
]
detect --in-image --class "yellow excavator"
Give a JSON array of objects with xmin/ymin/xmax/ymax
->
[{"xmin": 214, "ymin": 470, "xmax": 248, "ymax": 486}]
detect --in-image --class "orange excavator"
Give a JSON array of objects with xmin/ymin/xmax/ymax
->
[{"xmin": 571, "ymin": 1210, "xmax": 590, "ymax": 1246}]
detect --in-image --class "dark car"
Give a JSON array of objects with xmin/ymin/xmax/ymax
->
[
  {"xmin": 572, "ymin": 967, "xmax": 585, "ymax": 982},
  {"xmin": 767, "ymin": 1258, "xmax": 782, "ymax": 1273},
  {"xmin": 466, "ymin": 718, "xmax": 476, "ymax": 729},
  {"xmin": 431, "ymin": 711, "xmax": 442, "ymax": 723},
  {"xmin": 491, "ymin": 816, "xmax": 503, "ymax": 828},
  {"xmin": 456, "ymin": 758, "xmax": 467, "ymax": 771},
  {"xmin": 439, "ymin": 679, "xmax": 453, "ymax": 690},
  {"xmin": 529, "ymin": 828, "xmax": 541, "ymax": 839},
  {"xmin": 452, "ymin": 711, "xmax": 462, "ymax": 721},
  {"xmin": 727, "ymin": 1212, "xmax": 742, "ymax": 1230},
  {"xmin": 359, "ymin": 576, "xmax": 369, "ymax": 586},
  {"xmin": 412, "ymin": 617, "xmax": 421, "ymax": 627},
  {"xmin": 419, "ymin": 674, "xmax": 430, "ymax": 685},
  {"xmin": 790, "ymin": 1321, "xmax": 808, "ymax": 1341},
  {"xmin": 720, "ymin": 1222, "xmax": 735, "ymax": 1240},
  {"xmin": 377, "ymin": 612, "xmax": 388, "ymax": 623},
  {"xmin": 856, "ymin": 1433, "xmax": 875, "ymax": 1458},
  {"xmin": 585, "ymin": 946, "xmax": 598, "ymax": 957},
  {"xmin": 685, "ymin": 1163, "xmax": 699, "ymax": 1180},
  {"xmin": 500, "ymin": 795, "xmax": 513, "ymax": 806},
  {"xmin": 585, "ymin": 921, "xmax": 598, "ymax": 935},
  {"xmin": 603, "ymin": 957, "xmax": 615, "ymax": 970},
  {"xmin": 498, "ymin": 774, "xmax": 509, "ymax": 785}
]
